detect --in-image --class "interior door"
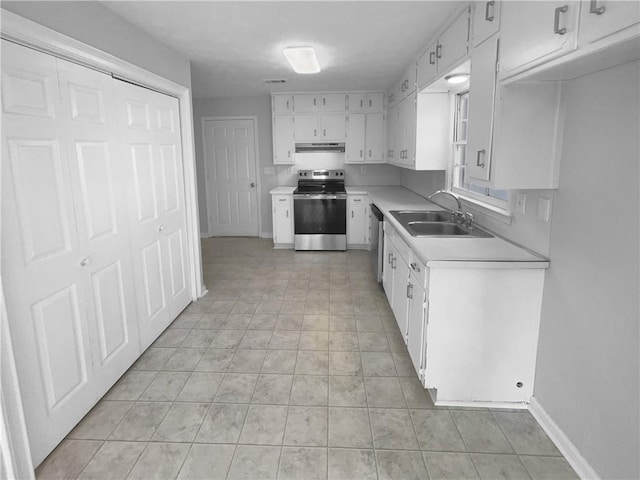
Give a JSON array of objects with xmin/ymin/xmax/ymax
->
[
  {"xmin": 203, "ymin": 119, "xmax": 259, "ymax": 236},
  {"xmin": 115, "ymin": 81, "xmax": 192, "ymax": 349}
]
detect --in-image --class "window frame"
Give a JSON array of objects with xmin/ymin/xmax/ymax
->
[{"xmin": 448, "ymin": 87, "xmax": 512, "ymax": 215}]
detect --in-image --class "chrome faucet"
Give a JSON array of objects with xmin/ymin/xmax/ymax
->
[{"xmin": 427, "ymin": 190, "xmax": 474, "ymax": 227}]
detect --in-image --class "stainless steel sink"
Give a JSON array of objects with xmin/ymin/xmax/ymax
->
[
  {"xmin": 389, "ymin": 210, "xmax": 493, "ymax": 238},
  {"xmin": 390, "ymin": 210, "xmax": 451, "ymax": 223},
  {"xmin": 406, "ymin": 221, "xmax": 493, "ymax": 238}
]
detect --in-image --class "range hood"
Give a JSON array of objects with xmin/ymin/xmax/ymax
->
[{"xmin": 295, "ymin": 142, "xmax": 345, "ymax": 153}]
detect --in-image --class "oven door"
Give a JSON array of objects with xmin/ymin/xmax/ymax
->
[{"xmin": 293, "ymin": 194, "xmax": 347, "ymax": 250}]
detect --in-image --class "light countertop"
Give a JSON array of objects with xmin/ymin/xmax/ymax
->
[
  {"xmin": 351, "ymin": 186, "xmax": 549, "ymax": 268},
  {"xmin": 270, "ymin": 186, "xmax": 296, "ymax": 194}
]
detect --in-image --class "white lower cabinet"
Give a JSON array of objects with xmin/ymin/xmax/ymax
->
[
  {"xmin": 382, "ymin": 221, "xmax": 546, "ymax": 406},
  {"xmin": 272, "ymin": 194, "xmax": 293, "ymax": 247},
  {"xmin": 1, "ymin": 41, "xmax": 192, "ymax": 465},
  {"xmin": 347, "ymin": 194, "xmax": 370, "ymax": 247}
]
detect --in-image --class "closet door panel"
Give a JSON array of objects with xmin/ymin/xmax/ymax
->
[
  {"xmin": 116, "ymin": 81, "xmax": 191, "ymax": 346},
  {"xmin": 58, "ymin": 58, "xmax": 140, "ymax": 386},
  {"xmin": 1, "ymin": 41, "xmax": 96, "ymax": 467}
]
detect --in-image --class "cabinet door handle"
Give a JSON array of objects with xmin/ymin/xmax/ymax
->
[
  {"xmin": 279, "ymin": 198, "xmax": 287, "ymax": 202},
  {"xmin": 313, "ymin": 98, "xmax": 317, "ymax": 106},
  {"xmin": 323, "ymin": 129, "xmax": 326, "ymax": 137},
  {"xmin": 80, "ymin": 257, "xmax": 91, "ymax": 267},
  {"xmin": 286, "ymin": 210, "xmax": 289, "ymax": 218},
  {"xmin": 589, "ymin": 0, "xmax": 605, "ymax": 15},
  {"xmin": 407, "ymin": 283, "xmax": 413, "ymax": 299},
  {"xmin": 436, "ymin": 43, "xmax": 442, "ymax": 59},
  {"xmin": 323, "ymin": 97, "xmax": 326, "ymax": 106},
  {"xmin": 314, "ymin": 129, "xmax": 317, "ymax": 137},
  {"xmin": 391, "ymin": 257, "xmax": 397, "ymax": 269},
  {"xmin": 360, "ymin": 149, "xmax": 363, "ymax": 158},
  {"xmin": 158, "ymin": 225, "xmax": 165, "ymax": 232},
  {"xmin": 286, "ymin": 100, "xmax": 289, "ymax": 109},
  {"xmin": 554, "ymin": 5, "xmax": 569, "ymax": 35},
  {"xmin": 410, "ymin": 262, "xmax": 420, "ymax": 272},
  {"xmin": 351, "ymin": 211, "xmax": 354, "ymax": 218},
  {"xmin": 287, "ymin": 150, "xmax": 291, "ymax": 158},
  {"xmin": 369, "ymin": 99, "xmax": 372, "ymax": 108},
  {"xmin": 429, "ymin": 51, "xmax": 436, "ymax": 65},
  {"xmin": 368, "ymin": 149, "xmax": 372, "ymax": 158},
  {"xmin": 485, "ymin": 1, "xmax": 495, "ymax": 21},
  {"xmin": 476, "ymin": 149, "xmax": 486, "ymax": 167},
  {"xmin": 388, "ymin": 253, "xmax": 393, "ymax": 264}
]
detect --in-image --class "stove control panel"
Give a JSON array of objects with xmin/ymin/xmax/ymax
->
[{"xmin": 299, "ymin": 170, "xmax": 345, "ymax": 179}]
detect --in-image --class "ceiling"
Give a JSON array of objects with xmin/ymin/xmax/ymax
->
[{"xmin": 100, "ymin": 1, "xmax": 464, "ymax": 98}]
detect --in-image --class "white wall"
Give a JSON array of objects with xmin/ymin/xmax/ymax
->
[
  {"xmin": 535, "ymin": 61, "xmax": 639, "ymax": 480},
  {"xmin": 2, "ymin": 1, "xmax": 191, "ymax": 88}
]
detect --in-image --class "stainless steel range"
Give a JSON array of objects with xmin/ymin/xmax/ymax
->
[{"xmin": 293, "ymin": 169, "xmax": 347, "ymax": 251}]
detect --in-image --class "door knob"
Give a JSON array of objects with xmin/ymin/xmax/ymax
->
[
  {"xmin": 158, "ymin": 225, "xmax": 165, "ymax": 232},
  {"xmin": 80, "ymin": 257, "xmax": 91, "ymax": 267},
  {"xmin": 250, "ymin": 182, "xmax": 256, "ymax": 188}
]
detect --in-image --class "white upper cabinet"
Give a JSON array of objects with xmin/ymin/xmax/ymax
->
[
  {"xmin": 438, "ymin": 7, "xmax": 472, "ymax": 74},
  {"xmin": 472, "ymin": 0, "xmax": 502, "ymax": 47},
  {"xmin": 320, "ymin": 113, "xmax": 347, "ymax": 140},
  {"xmin": 417, "ymin": 7, "xmax": 471, "ymax": 89},
  {"xmin": 272, "ymin": 114, "xmax": 295, "ymax": 164},
  {"xmin": 347, "ymin": 92, "xmax": 385, "ymax": 113},
  {"xmin": 499, "ymin": 1, "xmax": 580, "ymax": 78},
  {"xmin": 466, "ymin": 36, "xmax": 499, "ymax": 182},
  {"xmin": 293, "ymin": 93, "xmax": 346, "ymax": 112},
  {"xmin": 578, "ymin": 0, "xmax": 640, "ymax": 46},
  {"xmin": 346, "ymin": 113, "xmax": 366, "ymax": 163},
  {"xmin": 293, "ymin": 94, "xmax": 319, "ymax": 113},
  {"xmin": 386, "ymin": 103, "xmax": 399, "ymax": 163},
  {"xmin": 365, "ymin": 113, "xmax": 385, "ymax": 162},
  {"xmin": 294, "ymin": 114, "xmax": 319, "ymax": 140},
  {"xmin": 272, "ymin": 94, "xmax": 294, "ymax": 113}
]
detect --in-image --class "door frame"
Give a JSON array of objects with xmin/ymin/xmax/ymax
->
[
  {"xmin": 0, "ymin": 10, "xmax": 207, "ymax": 474},
  {"xmin": 201, "ymin": 116, "xmax": 262, "ymax": 237}
]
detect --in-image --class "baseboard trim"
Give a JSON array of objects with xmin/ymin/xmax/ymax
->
[
  {"xmin": 260, "ymin": 232, "xmax": 273, "ymax": 239},
  {"xmin": 528, "ymin": 396, "xmax": 600, "ymax": 480}
]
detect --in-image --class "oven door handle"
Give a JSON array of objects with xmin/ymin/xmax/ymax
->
[{"xmin": 294, "ymin": 194, "xmax": 347, "ymax": 200}]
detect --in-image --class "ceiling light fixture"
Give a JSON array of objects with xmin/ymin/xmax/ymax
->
[
  {"xmin": 283, "ymin": 47, "xmax": 321, "ymax": 74},
  {"xmin": 444, "ymin": 73, "xmax": 469, "ymax": 84}
]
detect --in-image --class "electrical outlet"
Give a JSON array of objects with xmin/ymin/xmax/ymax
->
[
  {"xmin": 360, "ymin": 166, "xmax": 366, "ymax": 174},
  {"xmin": 537, "ymin": 197, "xmax": 552, "ymax": 222},
  {"xmin": 516, "ymin": 192, "xmax": 527, "ymax": 215},
  {"xmin": 264, "ymin": 167, "xmax": 275, "ymax": 175},
  {"xmin": 286, "ymin": 167, "xmax": 294, "ymax": 175}
]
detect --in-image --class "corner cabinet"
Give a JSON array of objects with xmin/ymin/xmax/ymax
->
[
  {"xmin": 347, "ymin": 194, "xmax": 370, "ymax": 248},
  {"xmin": 382, "ymin": 221, "xmax": 547, "ymax": 406},
  {"xmin": 271, "ymin": 194, "xmax": 293, "ymax": 248}
]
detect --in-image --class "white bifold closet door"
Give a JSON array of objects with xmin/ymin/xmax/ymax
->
[
  {"xmin": 1, "ymin": 40, "xmax": 192, "ymax": 466},
  {"xmin": 115, "ymin": 80, "xmax": 192, "ymax": 350}
]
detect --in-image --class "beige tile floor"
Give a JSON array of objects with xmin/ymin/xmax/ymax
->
[{"xmin": 36, "ymin": 237, "xmax": 579, "ymax": 480}]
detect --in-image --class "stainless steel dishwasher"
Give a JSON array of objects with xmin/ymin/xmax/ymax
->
[{"xmin": 369, "ymin": 203, "xmax": 384, "ymax": 283}]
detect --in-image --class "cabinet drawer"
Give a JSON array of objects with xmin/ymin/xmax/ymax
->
[
  {"xmin": 348, "ymin": 194, "xmax": 368, "ymax": 206},
  {"xmin": 273, "ymin": 195, "xmax": 291, "ymax": 206}
]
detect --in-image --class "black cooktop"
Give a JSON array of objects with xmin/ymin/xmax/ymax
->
[{"xmin": 295, "ymin": 169, "xmax": 346, "ymax": 194}]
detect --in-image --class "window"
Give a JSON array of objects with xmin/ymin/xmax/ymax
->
[{"xmin": 451, "ymin": 91, "xmax": 509, "ymax": 210}]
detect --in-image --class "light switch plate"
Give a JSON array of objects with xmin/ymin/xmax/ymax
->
[
  {"xmin": 537, "ymin": 197, "xmax": 552, "ymax": 222},
  {"xmin": 516, "ymin": 192, "xmax": 527, "ymax": 215},
  {"xmin": 286, "ymin": 167, "xmax": 295, "ymax": 175}
]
